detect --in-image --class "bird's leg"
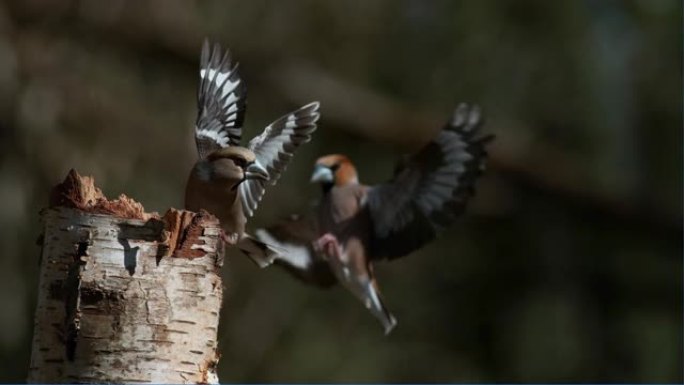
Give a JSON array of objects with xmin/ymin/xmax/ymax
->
[
  {"xmin": 220, "ymin": 229, "xmax": 239, "ymax": 246},
  {"xmin": 313, "ymin": 233, "xmax": 351, "ymax": 279}
]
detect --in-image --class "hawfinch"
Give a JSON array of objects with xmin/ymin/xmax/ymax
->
[
  {"xmin": 185, "ymin": 40, "xmax": 319, "ymax": 267},
  {"xmin": 256, "ymin": 104, "xmax": 493, "ymax": 334}
]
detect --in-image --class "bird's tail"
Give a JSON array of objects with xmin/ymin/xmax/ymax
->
[
  {"xmin": 337, "ymin": 273, "xmax": 398, "ymax": 335},
  {"xmin": 236, "ymin": 234, "xmax": 283, "ymax": 268},
  {"xmin": 361, "ymin": 279, "xmax": 398, "ymax": 335}
]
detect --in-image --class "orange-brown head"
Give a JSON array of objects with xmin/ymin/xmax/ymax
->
[{"xmin": 310, "ymin": 154, "xmax": 358, "ymax": 190}]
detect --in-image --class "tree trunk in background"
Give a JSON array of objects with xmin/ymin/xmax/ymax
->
[{"xmin": 27, "ymin": 170, "xmax": 225, "ymax": 384}]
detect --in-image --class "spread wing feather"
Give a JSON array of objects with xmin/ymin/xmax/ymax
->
[
  {"xmin": 240, "ymin": 102, "xmax": 320, "ymax": 217},
  {"xmin": 194, "ymin": 39, "xmax": 246, "ymax": 158},
  {"xmin": 366, "ymin": 103, "xmax": 494, "ymax": 259}
]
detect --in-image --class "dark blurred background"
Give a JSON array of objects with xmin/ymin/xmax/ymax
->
[{"xmin": 0, "ymin": 0, "xmax": 681, "ymax": 382}]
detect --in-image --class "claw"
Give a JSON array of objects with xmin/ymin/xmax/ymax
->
[{"xmin": 313, "ymin": 233, "xmax": 342, "ymax": 261}]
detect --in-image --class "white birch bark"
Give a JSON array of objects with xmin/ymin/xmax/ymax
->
[{"xmin": 28, "ymin": 205, "xmax": 224, "ymax": 384}]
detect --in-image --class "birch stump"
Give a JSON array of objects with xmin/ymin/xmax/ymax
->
[{"xmin": 28, "ymin": 170, "xmax": 225, "ymax": 383}]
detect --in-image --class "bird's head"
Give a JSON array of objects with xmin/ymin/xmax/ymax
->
[
  {"xmin": 206, "ymin": 147, "xmax": 269, "ymax": 189},
  {"xmin": 311, "ymin": 154, "xmax": 358, "ymax": 191}
]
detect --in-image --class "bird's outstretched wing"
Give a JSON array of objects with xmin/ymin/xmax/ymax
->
[
  {"xmin": 195, "ymin": 39, "xmax": 246, "ymax": 159},
  {"xmin": 365, "ymin": 103, "xmax": 494, "ymax": 259},
  {"xmin": 240, "ymin": 102, "xmax": 320, "ymax": 217}
]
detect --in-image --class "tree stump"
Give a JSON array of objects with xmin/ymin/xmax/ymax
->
[{"xmin": 28, "ymin": 170, "xmax": 225, "ymax": 383}]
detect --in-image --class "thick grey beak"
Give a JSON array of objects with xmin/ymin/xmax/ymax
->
[
  {"xmin": 244, "ymin": 161, "xmax": 269, "ymax": 181},
  {"xmin": 310, "ymin": 164, "xmax": 334, "ymax": 183}
]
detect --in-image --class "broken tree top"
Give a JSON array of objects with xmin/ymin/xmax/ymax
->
[
  {"xmin": 49, "ymin": 169, "xmax": 154, "ymax": 220},
  {"xmin": 48, "ymin": 168, "xmax": 223, "ymax": 259},
  {"xmin": 29, "ymin": 169, "xmax": 225, "ymax": 383}
]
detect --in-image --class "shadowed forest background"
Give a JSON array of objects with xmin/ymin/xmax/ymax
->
[{"xmin": 0, "ymin": 0, "xmax": 681, "ymax": 382}]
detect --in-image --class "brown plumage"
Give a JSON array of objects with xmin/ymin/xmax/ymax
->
[
  {"xmin": 185, "ymin": 147, "xmax": 268, "ymax": 252},
  {"xmin": 256, "ymin": 103, "xmax": 494, "ymax": 334},
  {"xmin": 186, "ymin": 40, "xmax": 319, "ymax": 267}
]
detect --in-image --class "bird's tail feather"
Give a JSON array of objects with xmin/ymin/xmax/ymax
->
[
  {"xmin": 363, "ymin": 280, "xmax": 398, "ymax": 335},
  {"xmin": 237, "ymin": 234, "xmax": 283, "ymax": 268},
  {"xmin": 340, "ymin": 276, "xmax": 398, "ymax": 335}
]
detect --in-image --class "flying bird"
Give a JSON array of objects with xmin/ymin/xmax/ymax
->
[
  {"xmin": 256, "ymin": 104, "xmax": 493, "ymax": 334},
  {"xmin": 185, "ymin": 40, "xmax": 320, "ymax": 267}
]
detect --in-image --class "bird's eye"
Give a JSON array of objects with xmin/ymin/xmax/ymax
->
[
  {"xmin": 330, "ymin": 164, "xmax": 341, "ymax": 172},
  {"xmin": 233, "ymin": 158, "xmax": 247, "ymax": 168}
]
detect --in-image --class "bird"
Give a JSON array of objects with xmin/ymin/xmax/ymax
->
[
  {"xmin": 185, "ymin": 39, "xmax": 320, "ymax": 267},
  {"xmin": 256, "ymin": 103, "xmax": 493, "ymax": 334}
]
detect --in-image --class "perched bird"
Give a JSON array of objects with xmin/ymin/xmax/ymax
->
[
  {"xmin": 256, "ymin": 104, "xmax": 493, "ymax": 334},
  {"xmin": 185, "ymin": 40, "xmax": 320, "ymax": 267}
]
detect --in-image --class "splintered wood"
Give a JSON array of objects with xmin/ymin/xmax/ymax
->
[{"xmin": 29, "ymin": 170, "xmax": 224, "ymax": 384}]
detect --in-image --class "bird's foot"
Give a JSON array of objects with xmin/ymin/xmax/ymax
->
[
  {"xmin": 220, "ymin": 230, "xmax": 239, "ymax": 246},
  {"xmin": 313, "ymin": 233, "xmax": 340, "ymax": 258}
]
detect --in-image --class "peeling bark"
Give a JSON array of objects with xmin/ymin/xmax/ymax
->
[{"xmin": 29, "ymin": 170, "xmax": 225, "ymax": 383}]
